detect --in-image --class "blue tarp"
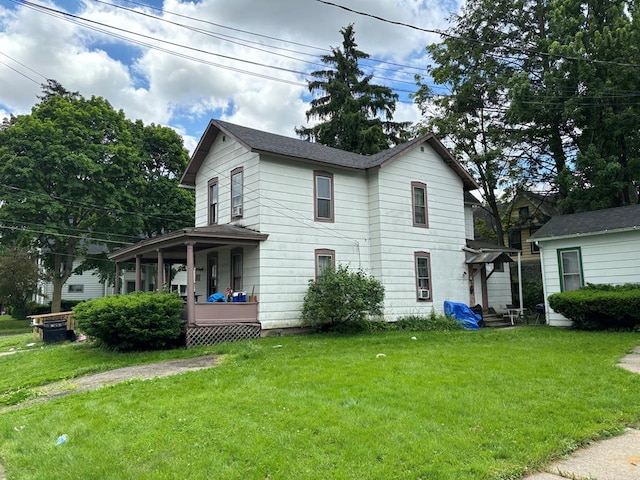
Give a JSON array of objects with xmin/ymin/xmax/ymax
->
[
  {"xmin": 206, "ymin": 293, "xmax": 227, "ymax": 303},
  {"xmin": 444, "ymin": 301, "xmax": 482, "ymax": 330}
]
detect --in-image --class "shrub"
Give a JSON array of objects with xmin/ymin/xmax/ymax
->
[
  {"xmin": 329, "ymin": 311, "xmax": 463, "ymax": 334},
  {"xmin": 73, "ymin": 292, "xmax": 185, "ymax": 351},
  {"xmin": 548, "ymin": 283, "xmax": 640, "ymax": 330},
  {"xmin": 301, "ymin": 265, "xmax": 384, "ymax": 331}
]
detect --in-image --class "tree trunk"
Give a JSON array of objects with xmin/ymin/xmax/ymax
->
[{"xmin": 51, "ymin": 277, "xmax": 65, "ymax": 313}]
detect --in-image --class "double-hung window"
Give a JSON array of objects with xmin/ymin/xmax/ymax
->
[
  {"xmin": 314, "ymin": 171, "xmax": 334, "ymax": 222},
  {"xmin": 411, "ymin": 182, "xmax": 428, "ymax": 227},
  {"xmin": 231, "ymin": 167, "xmax": 243, "ymax": 219},
  {"xmin": 315, "ymin": 249, "xmax": 335, "ymax": 279},
  {"xmin": 558, "ymin": 248, "xmax": 583, "ymax": 292},
  {"xmin": 414, "ymin": 252, "xmax": 432, "ymax": 301},
  {"xmin": 208, "ymin": 177, "xmax": 218, "ymax": 225}
]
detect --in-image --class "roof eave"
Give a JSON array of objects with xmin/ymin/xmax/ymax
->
[{"xmin": 529, "ymin": 225, "xmax": 640, "ymax": 243}]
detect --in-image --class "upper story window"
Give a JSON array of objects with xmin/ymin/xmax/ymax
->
[
  {"xmin": 315, "ymin": 248, "xmax": 335, "ymax": 279},
  {"xmin": 519, "ymin": 206, "xmax": 530, "ymax": 221},
  {"xmin": 231, "ymin": 167, "xmax": 243, "ymax": 219},
  {"xmin": 208, "ymin": 177, "xmax": 218, "ymax": 225},
  {"xmin": 411, "ymin": 182, "xmax": 428, "ymax": 227},
  {"xmin": 314, "ymin": 171, "xmax": 334, "ymax": 222},
  {"xmin": 558, "ymin": 248, "xmax": 583, "ymax": 292},
  {"xmin": 414, "ymin": 252, "xmax": 432, "ymax": 301}
]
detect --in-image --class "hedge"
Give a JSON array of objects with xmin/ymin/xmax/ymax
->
[
  {"xmin": 73, "ymin": 292, "xmax": 185, "ymax": 351},
  {"xmin": 548, "ymin": 283, "xmax": 640, "ymax": 330}
]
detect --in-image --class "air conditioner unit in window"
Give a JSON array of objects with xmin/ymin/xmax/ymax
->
[
  {"xmin": 232, "ymin": 205, "xmax": 243, "ymax": 217},
  {"xmin": 418, "ymin": 288, "xmax": 430, "ymax": 300}
]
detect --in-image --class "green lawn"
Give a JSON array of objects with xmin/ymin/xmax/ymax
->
[
  {"xmin": 0, "ymin": 328, "xmax": 639, "ymax": 479},
  {"xmin": 0, "ymin": 315, "xmax": 32, "ymax": 336}
]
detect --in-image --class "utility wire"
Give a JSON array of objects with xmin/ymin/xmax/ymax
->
[{"xmin": 315, "ymin": 0, "xmax": 640, "ymax": 69}]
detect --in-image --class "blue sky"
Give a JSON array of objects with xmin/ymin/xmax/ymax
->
[{"xmin": 0, "ymin": 0, "xmax": 461, "ymax": 152}]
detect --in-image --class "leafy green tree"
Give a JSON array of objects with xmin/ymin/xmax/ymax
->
[
  {"xmin": 301, "ymin": 265, "xmax": 384, "ymax": 330},
  {"xmin": 0, "ymin": 81, "xmax": 194, "ymax": 312},
  {"xmin": 0, "ymin": 248, "xmax": 40, "ymax": 319},
  {"xmin": 420, "ymin": 0, "xmax": 640, "ymax": 218},
  {"xmin": 296, "ymin": 24, "xmax": 411, "ymax": 154}
]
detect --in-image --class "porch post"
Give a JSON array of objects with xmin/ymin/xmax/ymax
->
[
  {"xmin": 186, "ymin": 242, "xmax": 196, "ymax": 325},
  {"xmin": 480, "ymin": 265, "xmax": 489, "ymax": 308},
  {"xmin": 135, "ymin": 255, "xmax": 142, "ymax": 291},
  {"xmin": 156, "ymin": 249, "xmax": 164, "ymax": 292},
  {"xmin": 114, "ymin": 262, "xmax": 121, "ymax": 295},
  {"xmin": 517, "ymin": 251, "xmax": 523, "ymax": 315}
]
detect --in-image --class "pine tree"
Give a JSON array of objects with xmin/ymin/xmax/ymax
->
[{"xmin": 296, "ymin": 24, "xmax": 410, "ymax": 154}]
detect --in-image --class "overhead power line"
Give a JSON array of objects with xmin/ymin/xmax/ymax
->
[{"xmin": 315, "ymin": 0, "xmax": 640, "ymax": 69}]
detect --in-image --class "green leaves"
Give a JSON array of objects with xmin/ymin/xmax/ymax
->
[
  {"xmin": 0, "ymin": 81, "xmax": 194, "ymax": 311},
  {"xmin": 301, "ymin": 265, "xmax": 385, "ymax": 330},
  {"xmin": 296, "ymin": 24, "xmax": 410, "ymax": 154}
]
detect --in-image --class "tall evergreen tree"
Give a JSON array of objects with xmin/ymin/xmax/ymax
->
[{"xmin": 296, "ymin": 24, "xmax": 410, "ymax": 154}]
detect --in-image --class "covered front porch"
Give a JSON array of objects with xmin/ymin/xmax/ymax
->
[{"xmin": 107, "ymin": 225, "xmax": 269, "ymax": 346}]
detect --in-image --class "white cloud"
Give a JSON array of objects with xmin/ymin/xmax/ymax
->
[{"xmin": 0, "ymin": 0, "xmax": 461, "ymax": 145}]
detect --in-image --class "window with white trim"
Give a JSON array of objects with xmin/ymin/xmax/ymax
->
[
  {"xmin": 411, "ymin": 182, "xmax": 428, "ymax": 227},
  {"xmin": 414, "ymin": 252, "xmax": 432, "ymax": 301},
  {"xmin": 558, "ymin": 248, "xmax": 583, "ymax": 292},
  {"xmin": 68, "ymin": 284, "xmax": 84, "ymax": 293}
]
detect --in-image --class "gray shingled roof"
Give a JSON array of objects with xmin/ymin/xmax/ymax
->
[
  {"xmin": 530, "ymin": 204, "xmax": 640, "ymax": 241},
  {"xmin": 181, "ymin": 119, "xmax": 478, "ymax": 190}
]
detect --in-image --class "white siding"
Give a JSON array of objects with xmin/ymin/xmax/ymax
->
[
  {"xmin": 538, "ymin": 230, "xmax": 640, "ymax": 326},
  {"xmin": 190, "ymin": 134, "xmax": 474, "ymax": 328},
  {"xmin": 372, "ymin": 143, "xmax": 469, "ymax": 320},
  {"xmin": 37, "ymin": 259, "xmax": 113, "ymax": 304},
  {"xmin": 256, "ymin": 156, "xmax": 370, "ymax": 328},
  {"xmin": 194, "ymin": 135, "xmax": 260, "ymax": 228},
  {"xmin": 464, "ymin": 205, "xmax": 474, "ymax": 240}
]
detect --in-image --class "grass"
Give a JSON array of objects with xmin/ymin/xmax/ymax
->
[
  {"xmin": 0, "ymin": 315, "xmax": 32, "ymax": 336},
  {"xmin": 0, "ymin": 327, "xmax": 639, "ymax": 479}
]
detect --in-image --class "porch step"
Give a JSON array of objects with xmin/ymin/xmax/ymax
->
[{"xmin": 482, "ymin": 314, "xmax": 513, "ymax": 328}]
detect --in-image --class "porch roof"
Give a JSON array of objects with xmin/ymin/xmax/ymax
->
[
  {"xmin": 108, "ymin": 225, "xmax": 269, "ymax": 263},
  {"xmin": 465, "ymin": 250, "xmax": 514, "ymax": 264}
]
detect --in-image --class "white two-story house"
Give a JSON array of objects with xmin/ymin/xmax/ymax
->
[{"xmin": 109, "ymin": 120, "xmax": 514, "ymax": 345}]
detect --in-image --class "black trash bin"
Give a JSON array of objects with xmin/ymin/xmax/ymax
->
[{"xmin": 34, "ymin": 322, "xmax": 68, "ymax": 343}]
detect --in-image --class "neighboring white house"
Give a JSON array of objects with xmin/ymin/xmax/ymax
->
[
  {"xmin": 529, "ymin": 204, "xmax": 640, "ymax": 326},
  {"xmin": 109, "ymin": 120, "xmax": 514, "ymax": 333},
  {"xmin": 35, "ymin": 258, "xmax": 188, "ymax": 305}
]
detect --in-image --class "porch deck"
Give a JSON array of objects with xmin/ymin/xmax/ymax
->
[{"xmin": 186, "ymin": 302, "xmax": 261, "ymax": 347}]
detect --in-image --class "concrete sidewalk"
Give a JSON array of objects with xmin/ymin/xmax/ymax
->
[{"xmin": 523, "ymin": 346, "xmax": 640, "ymax": 480}]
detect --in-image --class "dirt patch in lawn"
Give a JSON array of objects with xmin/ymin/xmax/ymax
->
[{"xmin": 0, "ymin": 355, "xmax": 220, "ymax": 414}]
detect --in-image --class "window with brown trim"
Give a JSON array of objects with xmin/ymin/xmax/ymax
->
[
  {"xmin": 208, "ymin": 177, "xmax": 218, "ymax": 225},
  {"xmin": 231, "ymin": 248, "xmax": 243, "ymax": 291},
  {"xmin": 231, "ymin": 167, "xmax": 243, "ymax": 219},
  {"xmin": 314, "ymin": 171, "xmax": 334, "ymax": 222},
  {"xmin": 411, "ymin": 182, "xmax": 428, "ymax": 227},
  {"xmin": 414, "ymin": 252, "xmax": 432, "ymax": 301},
  {"xmin": 315, "ymin": 248, "xmax": 335, "ymax": 279}
]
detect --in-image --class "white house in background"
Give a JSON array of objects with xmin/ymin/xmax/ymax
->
[
  {"xmin": 108, "ymin": 120, "xmax": 514, "ymax": 339},
  {"xmin": 35, "ymin": 257, "xmax": 188, "ymax": 305},
  {"xmin": 529, "ymin": 204, "xmax": 640, "ymax": 326}
]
